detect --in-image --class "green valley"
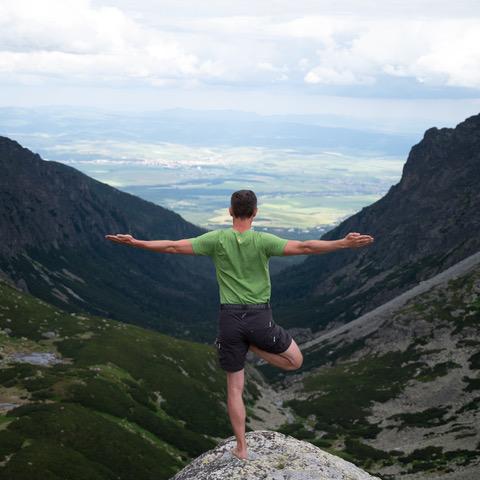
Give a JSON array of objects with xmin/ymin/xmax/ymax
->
[{"xmin": 0, "ymin": 279, "xmax": 261, "ymax": 479}]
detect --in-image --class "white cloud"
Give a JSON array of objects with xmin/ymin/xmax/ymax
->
[
  {"xmin": 0, "ymin": 0, "xmax": 217, "ymax": 85},
  {"xmin": 0, "ymin": 0, "xmax": 479, "ymax": 90},
  {"xmin": 315, "ymin": 17, "xmax": 480, "ymax": 89}
]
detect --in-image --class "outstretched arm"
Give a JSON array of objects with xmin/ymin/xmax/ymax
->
[
  {"xmin": 283, "ymin": 232, "xmax": 374, "ymax": 256},
  {"xmin": 105, "ymin": 234, "xmax": 194, "ymax": 255}
]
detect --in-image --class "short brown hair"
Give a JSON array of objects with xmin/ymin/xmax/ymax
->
[{"xmin": 230, "ymin": 190, "xmax": 257, "ymax": 219}]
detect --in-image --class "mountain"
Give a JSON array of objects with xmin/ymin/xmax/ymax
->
[
  {"xmin": 0, "ymin": 277, "xmax": 274, "ymax": 479},
  {"xmin": 257, "ymin": 250, "xmax": 480, "ymax": 479},
  {"xmin": 2, "ymin": 113, "xmax": 479, "ymax": 478},
  {"xmin": 2, "ymin": 246, "xmax": 478, "ymax": 479},
  {"xmin": 0, "ymin": 136, "xmax": 219, "ymax": 341},
  {"xmin": 172, "ymin": 430, "xmax": 381, "ymax": 480},
  {"xmin": 271, "ymin": 113, "xmax": 480, "ymax": 334}
]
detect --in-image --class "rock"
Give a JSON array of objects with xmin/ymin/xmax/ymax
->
[
  {"xmin": 41, "ymin": 330, "xmax": 58, "ymax": 339},
  {"xmin": 171, "ymin": 430, "xmax": 381, "ymax": 480},
  {"xmin": 9, "ymin": 352, "xmax": 63, "ymax": 366}
]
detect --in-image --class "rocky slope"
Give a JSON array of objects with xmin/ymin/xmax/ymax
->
[
  {"xmin": 0, "ymin": 136, "xmax": 218, "ymax": 341},
  {"xmin": 172, "ymin": 430, "xmax": 381, "ymax": 480},
  {"xmin": 271, "ymin": 113, "xmax": 480, "ymax": 334},
  {"xmin": 256, "ymin": 250, "xmax": 480, "ymax": 479}
]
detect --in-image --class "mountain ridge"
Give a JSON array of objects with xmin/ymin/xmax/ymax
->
[
  {"xmin": 271, "ymin": 112, "xmax": 480, "ymax": 334},
  {"xmin": 0, "ymin": 135, "xmax": 219, "ymax": 341}
]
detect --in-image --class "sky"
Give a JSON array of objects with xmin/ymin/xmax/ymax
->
[{"xmin": 1, "ymin": 0, "xmax": 480, "ymax": 132}]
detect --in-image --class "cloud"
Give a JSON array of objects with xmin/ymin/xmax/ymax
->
[
  {"xmin": 0, "ymin": 0, "xmax": 217, "ymax": 85},
  {"xmin": 0, "ymin": 0, "xmax": 479, "ymax": 91},
  {"xmin": 298, "ymin": 17, "xmax": 480, "ymax": 89}
]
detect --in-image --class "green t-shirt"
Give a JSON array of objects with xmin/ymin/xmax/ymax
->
[{"xmin": 187, "ymin": 227, "xmax": 289, "ymax": 304}]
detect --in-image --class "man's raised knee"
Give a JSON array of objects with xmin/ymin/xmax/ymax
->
[{"xmin": 289, "ymin": 352, "xmax": 303, "ymax": 370}]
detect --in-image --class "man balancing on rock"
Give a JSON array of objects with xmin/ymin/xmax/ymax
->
[{"xmin": 105, "ymin": 189, "xmax": 374, "ymax": 461}]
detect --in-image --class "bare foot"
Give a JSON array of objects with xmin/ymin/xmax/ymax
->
[{"xmin": 230, "ymin": 446, "xmax": 248, "ymax": 461}]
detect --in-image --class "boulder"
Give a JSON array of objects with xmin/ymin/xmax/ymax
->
[{"xmin": 172, "ymin": 430, "xmax": 381, "ymax": 480}]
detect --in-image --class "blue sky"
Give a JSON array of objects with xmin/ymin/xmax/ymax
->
[{"xmin": 0, "ymin": 0, "xmax": 479, "ymax": 132}]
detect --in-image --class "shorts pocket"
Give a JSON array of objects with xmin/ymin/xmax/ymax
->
[
  {"xmin": 246, "ymin": 312, "xmax": 273, "ymax": 333},
  {"xmin": 247, "ymin": 318, "xmax": 278, "ymax": 351}
]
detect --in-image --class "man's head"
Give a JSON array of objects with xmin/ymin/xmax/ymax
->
[{"xmin": 229, "ymin": 190, "xmax": 258, "ymax": 220}]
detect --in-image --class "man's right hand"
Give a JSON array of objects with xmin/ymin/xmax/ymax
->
[
  {"xmin": 342, "ymin": 232, "xmax": 374, "ymax": 248},
  {"xmin": 105, "ymin": 234, "xmax": 138, "ymax": 246}
]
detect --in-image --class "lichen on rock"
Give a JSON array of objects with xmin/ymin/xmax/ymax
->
[{"xmin": 171, "ymin": 430, "xmax": 381, "ymax": 480}]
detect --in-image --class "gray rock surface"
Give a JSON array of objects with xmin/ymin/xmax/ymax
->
[
  {"xmin": 300, "ymin": 249, "xmax": 480, "ymax": 353},
  {"xmin": 171, "ymin": 430, "xmax": 381, "ymax": 480}
]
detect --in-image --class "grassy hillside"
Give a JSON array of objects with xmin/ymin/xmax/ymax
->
[
  {"xmin": 262, "ymin": 256, "xmax": 480, "ymax": 479},
  {"xmin": 0, "ymin": 279, "xmax": 261, "ymax": 479}
]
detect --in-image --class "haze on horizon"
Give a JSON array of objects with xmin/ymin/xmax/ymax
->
[{"xmin": 0, "ymin": 0, "xmax": 479, "ymax": 132}]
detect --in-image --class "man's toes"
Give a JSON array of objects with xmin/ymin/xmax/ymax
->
[{"xmin": 230, "ymin": 447, "xmax": 247, "ymax": 461}]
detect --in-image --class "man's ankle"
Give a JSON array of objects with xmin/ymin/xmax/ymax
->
[{"xmin": 236, "ymin": 443, "xmax": 247, "ymax": 451}]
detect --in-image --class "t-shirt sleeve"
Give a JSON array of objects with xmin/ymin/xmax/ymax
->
[
  {"xmin": 261, "ymin": 232, "xmax": 289, "ymax": 257},
  {"xmin": 187, "ymin": 230, "xmax": 220, "ymax": 256}
]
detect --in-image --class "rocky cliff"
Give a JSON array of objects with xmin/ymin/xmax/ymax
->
[
  {"xmin": 172, "ymin": 430, "xmax": 381, "ymax": 480},
  {"xmin": 271, "ymin": 113, "xmax": 480, "ymax": 334}
]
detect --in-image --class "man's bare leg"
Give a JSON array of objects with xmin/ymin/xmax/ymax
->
[
  {"xmin": 249, "ymin": 338, "xmax": 303, "ymax": 370},
  {"xmin": 226, "ymin": 368, "xmax": 248, "ymax": 460}
]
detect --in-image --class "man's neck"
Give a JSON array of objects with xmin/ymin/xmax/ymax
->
[{"xmin": 232, "ymin": 220, "xmax": 253, "ymax": 233}]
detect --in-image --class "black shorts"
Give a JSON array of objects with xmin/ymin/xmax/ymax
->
[{"xmin": 214, "ymin": 304, "xmax": 293, "ymax": 372}]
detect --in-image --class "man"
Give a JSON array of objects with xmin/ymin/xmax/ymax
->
[{"xmin": 105, "ymin": 189, "xmax": 374, "ymax": 461}]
